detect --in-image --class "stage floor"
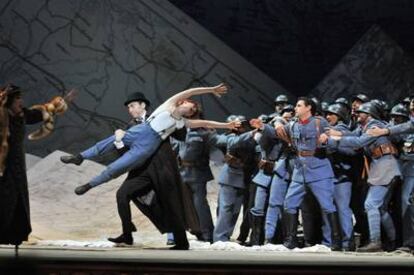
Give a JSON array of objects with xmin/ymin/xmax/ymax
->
[{"xmin": 1, "ymin": 244, "xmax": 413, "ymax": 274}]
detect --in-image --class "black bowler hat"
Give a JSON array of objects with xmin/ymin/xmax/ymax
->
[{"xmin": 124, "ymin": 92, "xmax": 150, "ymax": 106}]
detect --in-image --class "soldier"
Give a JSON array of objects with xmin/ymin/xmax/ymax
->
[
  {"xmin": 212, "ymin": 116, "xmax": 257, "ymax": 243},
  {"xmin": 322, "ymin": 103, "xmax": 355, "ymax": 250},
  {"xmin": 173, "ymin": 115, "xmax": 217, "ymax": 243},
  {"xmin": 326, "ymin": 102, "xmax": 401, "ymax": 252},
  {"xmin": 250, "ymin": 97, "xmax": 342, "ymax": 251},
  {"xmin": 274, "ymin": 94, "xmax": 290, "ymax": 114},
  {"xmin": 248, "ymin": 117, "xmax": 284, "ymax": 245},
  {"xmin": 334, "ymin": 97, "xmax": 351, "ymax": 121},
  {"xmin": 368, "ymin": 102, "xmax": 414, "ymax": 252},
  {"xmin": 269, "ymin": 94, "xmax": 290, "ymax": 120},
  {"xmin": 263, "ymin": 107, "xmax": 296, "ymax": 244},
  {"xmin": 350, "ymin": 94, "xmax": 369, "ymax": 130}
]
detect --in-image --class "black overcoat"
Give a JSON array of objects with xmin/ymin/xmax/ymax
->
[{"xmin": 0, "ymin": 108, "xmax": 42, "ymax": 245}]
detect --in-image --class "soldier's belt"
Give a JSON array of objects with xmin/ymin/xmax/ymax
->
[
  {"xmin": 297, "ymin": 149, "xmax": 326, "ymax": 159},
  {"xmin": 224, "ymin": 153, "xmax": 244, "ymax": 168},
  {"xmin": 370, "ymin": 143, "xmax": 398, "ymax": 159},
  {"xmin": 258, "ymin": 159, "xmax": 275, "ymax": 175},
  {"xmin": 297, "ymin": 150, "xmax": 316, "ymax": 157}
]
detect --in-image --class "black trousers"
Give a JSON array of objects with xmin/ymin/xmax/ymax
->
[{"xmin": 116, "ymin": 174, "xmax": 153, "ymax": 234}]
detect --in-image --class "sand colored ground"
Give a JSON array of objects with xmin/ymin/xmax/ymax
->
[{"xmin": 27, "ymin": 151, "xmax": 223, "ymax": 244}]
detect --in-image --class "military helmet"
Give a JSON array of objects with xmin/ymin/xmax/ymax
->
[
  {"xmin": 321, "ymin": 101, "xmax": 329, "ymax": 112},
  {"xmin": 356, "ymin": 102, "xmax": 381, "ymax": 119},
  {"xmin": 281, "ymin": 104, "xmax": 294, "ymax": 115},
  {"xmin": 258, "ymin": 114, "xmax": 270, "ymax": 123},
  {"xmin": 335, "ymin": 97, "xmax": 351, "ymax": 109},
  {"xmin": 326, "ymin": 103, "xmax": 349, "ymax": 121},
  {"xmin": 274, "ymin": 94, "xmax": 289, "ymax": 104},
  {"xmin": 226, "ymin": 115, "xmax": 237, "ymax": 123},
  {"xmin": 351, "ymin": 93, "xmax": 369, "ymax": 103},
  {"xmin": 310, "ymin": 97, "xmax": 322, "ymax": 115},
  {"xmin": 390, "ymin": 103, "xmax": 409, "ymax": 118},
  {"xmin": 402, "ymin": 96, "xmax": 411, "ymax": 105},
  {"xmin": 235, "ymin": 115, "xmax": 247, "ymax": 122}
]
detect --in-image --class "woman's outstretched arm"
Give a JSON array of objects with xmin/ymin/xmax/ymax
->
[
  {"xmin": 164, "ymin": 83, "xmax": 228, "ymax": 106},
  {"xmin": 186, "ymin": 119, "xmax": 240, "ymax": 130}
]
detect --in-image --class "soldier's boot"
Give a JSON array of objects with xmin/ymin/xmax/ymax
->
[
  {"xmin": 283, "ymin": 213, "xmax": 298, "ymax": 249},
  {"xmin": 327, "ymin": 212, "xmax": 342, "ymax": 251},
  {"xmin": 384, "ymin": 240, "xmax": 396, "ymax": 252},
  {"xmin": 356, "ymin": 240, "xmax": 383, "ymax": 252},
  {"xmin": 249, "ymin": 215, "xmax": 265, "ymax": 246}
]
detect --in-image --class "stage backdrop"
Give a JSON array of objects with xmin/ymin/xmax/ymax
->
[{"xmin": 0, "ymin": 0, "xmax": 288, "ymax": 156}]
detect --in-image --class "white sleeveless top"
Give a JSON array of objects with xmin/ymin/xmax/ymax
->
[{"xmin": 148, "ymin": 107, "xmax": 186, "ymax": 140}]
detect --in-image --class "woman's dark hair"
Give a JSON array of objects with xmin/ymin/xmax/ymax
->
[
  {"xmin": 297, "ymin": 97, "xmax": 316, "ymax": 116},
  {"xmin": 176, "ymin": 98, "xmax": 202, "ymax": 119}
]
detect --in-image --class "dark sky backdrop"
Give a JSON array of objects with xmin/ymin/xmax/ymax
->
[{"xmin": 169, "ymin": 0, "xmax": 414, "ymax": 96}]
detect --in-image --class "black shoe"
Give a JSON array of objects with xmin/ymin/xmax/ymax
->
[
  {"xmin": 169, "ymin": 230, "xmax": 189, "ymax": 250},
  {"xmin": 61, "ymin": 154, "xmax": 83, "ymax": 165},
  {"xmin": 108, "ymin": 233, "xmax": 133, "ymax": 245},
  {"xmin": 169, "ymin": 244, "xmax": 189, "ymax": 250},
  {"xmin": 74, "ymin": 183, "xmax": 92, "ymax": 195}
]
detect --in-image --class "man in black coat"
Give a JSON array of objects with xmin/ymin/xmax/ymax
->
[
  {"xmin": 105, "ymin": 92, "xmax": 199, "ymax": 250},
  {"xmin": 0, "ymin": 85, "xmax": 45, "ymax": 247}
]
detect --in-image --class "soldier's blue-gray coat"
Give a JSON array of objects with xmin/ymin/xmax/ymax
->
[
  {"xmin": 213, "ymin": 132, "xmax": 257, "ymax": 188},
  {"xmin": 252, "ymin": 124, "xmax": 283, "ymax": 188},
  {"xmin": 330, "ymin": 118, "xmax": 401, "ymax": 185},
  {"xmin": 174, "ymin": 128, "xmax": 215, "ymax": 183},
  {"xmin": 277, "ymin": 116, "xmax": 335, "ymax": 183}
]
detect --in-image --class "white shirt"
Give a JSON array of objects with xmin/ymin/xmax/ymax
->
[{"xmin": 148, "ymin": 103, "xmax": 186, "ymax": 140}]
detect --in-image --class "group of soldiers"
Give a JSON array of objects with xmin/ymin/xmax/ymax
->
[{"xmin": 174, "ymin": 93, "xmax": 414, "ymax": 253}]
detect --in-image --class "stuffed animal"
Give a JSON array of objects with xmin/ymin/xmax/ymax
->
[{"xmin": 28, "ymin": 96, "xmax": 68, "ymax": 140}]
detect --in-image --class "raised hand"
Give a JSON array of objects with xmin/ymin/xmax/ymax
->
[
  {"xmin": 115, "ymin": 129, "xmax": 126, "ymax": 142},
  {"xmin": 326, "ymin": 128, "xmax": 343, "ymax": 137},
  {"xmin": 366, "ymin": 126, "xmax": 388, "ymax": 137},
  {"xmin": 212, "ymin": 83, "xmax": 228, "ymax": 97},
  {"xmin": 249, "ymin": 118, "xmax": 263, "ymax": 129},
  {"xmin": 319, "ymin": 133, "xmax": 329, "ymax": 144},
  {"xmin": 274, "ymin": 122, "xmax": 289, "ymax": 141},
  {"xmin": 228, "ymin": 120, "xmax": 241, "ymax": 130}
]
